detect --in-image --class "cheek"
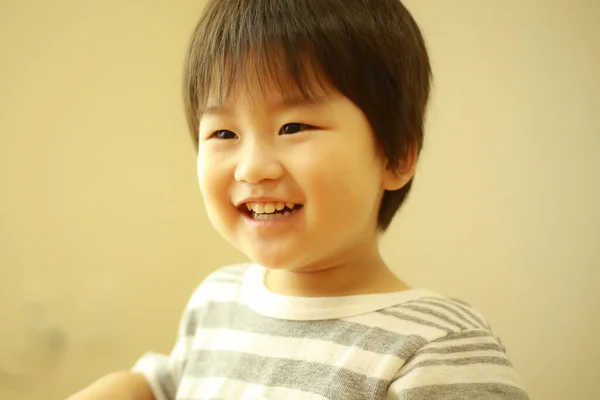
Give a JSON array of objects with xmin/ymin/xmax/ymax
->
[
  {"xmin": 296, "ymin": 143, "xmax": 381, "ymax": 218},
  {"xmin": 197, "ymin": 152, "xmax": 227, "ymax": 204},
  {"xmin": 196, "ymin": 153, "xmax": 210, "ymax": 194}
]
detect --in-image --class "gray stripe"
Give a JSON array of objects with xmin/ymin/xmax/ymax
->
[
  {"xmin": 449, "ymin": 297, "xmax": 472, "ymax": 306},
  {"xmin": 435, "ymin": 329, "xmax": 493, "ymax": 343},
  {"xmin": 422, "ymin": 297, "xmax": 489, "ymax": 329},
  {"xmin": 185, "ymin": 350, "xmax": 389, "ymax": 400},
  {"xmin": 407, "ymin": 299, "xmax": 479, "ymax": 329},
  {"xmin": 417, "ymin": 342, "xmax": 505, "ymax": 355},
  {"xmin": 182, "ymin": 279, "xmax": 244, "ymax": 336},
  {"xmin": 401, "ymin": 356, "xmax": 514, "ymax": 378},
  {"xmin": 215, "ymin": 266, "xmax": 247, "ymax": 277},
  {"xmin": 183, "ymin": 309, "xmax": 199, "ymax": 336},
  {"xmin": 189, "ymin": 302, "xmax": 427, "ymax": 357},
  {"xmin": 198, "ymin": 267, "xmax": 247, "ymax": 290},
  {"xmin": 400, "ymin": 304, "xmax": 469, "ymax": 331},
  {"xmin": 396, "ymin": 383, "xmax": 529, "ymax": 400},
  {"xmin": 156, "ymin": 366, "xmax": 177, "ymax": 400},
  {"xmin": 379, "ymin": 309, "xmax": 454, "ymax": 334}
]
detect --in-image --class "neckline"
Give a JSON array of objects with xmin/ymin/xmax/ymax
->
[{"xmin": 241, "ymin": 264, "xmax": 440, "ymax": 321}]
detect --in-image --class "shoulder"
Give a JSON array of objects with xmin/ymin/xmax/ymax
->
[
  {"xmin": 185, "ymin": 263, "xmax": 252, "ymax": 309},
  {"xmin": 374, "ymin": 293, "xmax": 495, "ymax": 341},
  {"xmin": 200, "ymin": 263, "xmax": 250, "ymax": 285},
  {"xmin": 382, "ymin": 294, "xmax": 529, "ymax": 398},
  {"xmin": 174, "ymin": 263, "xmax": 252, "ymax": 336}
]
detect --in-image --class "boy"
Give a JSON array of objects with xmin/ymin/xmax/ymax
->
[{"xmin": 70, "ymin": 0, "xmax": 528, "ymax": 399}]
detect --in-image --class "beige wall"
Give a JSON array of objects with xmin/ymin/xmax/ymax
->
[{"xmin": 0, "ymin": 0, "xmax": 598, "ymax": 399}]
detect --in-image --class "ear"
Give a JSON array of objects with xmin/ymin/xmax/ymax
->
[{"xmin": 381, "ymin": 145, "xmax": 418, "ymax": 191}]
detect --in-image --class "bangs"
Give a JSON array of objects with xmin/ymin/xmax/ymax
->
[
  {"xmin": 183, "ymin": 0, "xmax": 354, "ymax": 146},
  {"xmin": 201, "ymin": 44, "xmax": 330, "ymax": 112}
]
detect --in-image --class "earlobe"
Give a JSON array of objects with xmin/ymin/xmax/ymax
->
[
  {"xmin": 382, "ymin": 166, "xmax": 414, "ymax": 191},
  {"xmin": 382, "ymin": 146, "xmax": 417, "ymax": 191}
]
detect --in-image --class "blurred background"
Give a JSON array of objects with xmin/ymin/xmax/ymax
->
[{"xmin": 0, "ymin": 0, "xmax": 598, "ymax": 399}]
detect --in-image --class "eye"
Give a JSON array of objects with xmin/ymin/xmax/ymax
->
[
  {"xmin": 210, "ymin": 130, "xmax": 238, "ymax": 140},
  {"xmin": 280, "ymin": 123, "xmax": 311, "ymax": 135}
]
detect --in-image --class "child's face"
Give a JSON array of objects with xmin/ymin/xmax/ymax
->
[{"xmin": 197, "ymin": 76, "xmax": 394, "ymax": 271}]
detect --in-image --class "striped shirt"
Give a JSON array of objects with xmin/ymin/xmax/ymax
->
[{"xmin": 133, "ymin": 264, "xmax": 528, "ymax": 399}]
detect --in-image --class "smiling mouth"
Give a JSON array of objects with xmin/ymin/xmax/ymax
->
[{"xmin": 239, "ymin": 202, "xmax": 304, "ymax": 220}]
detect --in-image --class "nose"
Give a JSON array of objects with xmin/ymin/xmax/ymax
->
[{"xmin": 234, "ymin": 138, "xmax": 284, "ymax": 184}]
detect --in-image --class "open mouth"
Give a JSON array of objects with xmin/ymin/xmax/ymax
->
[{"xmin": 239, "ymin": 202, "xmax": 304, "ymax": 220}]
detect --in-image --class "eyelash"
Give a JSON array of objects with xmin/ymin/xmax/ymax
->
[{"xmin": 209, "ymin": 123, "xmax": 312, "ymax": 140}]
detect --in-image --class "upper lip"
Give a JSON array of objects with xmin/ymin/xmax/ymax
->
[{"xmin": 234, "ymin": 197, "xmax": 299, "ymax": 207}]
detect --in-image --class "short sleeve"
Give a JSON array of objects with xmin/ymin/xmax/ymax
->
[
  {"xmin": 387, "ymin": 329, "xmax": 529, "ymax": 399},
  {"xmin": 129, "ymin": 264, "xmax": 248, "ymax": 400},
  {"xmin": 131, "ymin": 301, "xmax": 197, "ymax": 400}
]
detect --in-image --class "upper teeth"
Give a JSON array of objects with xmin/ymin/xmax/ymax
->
[{"xmin": 246, "ymin": 202, "xmax": 296, "ymax": 214}]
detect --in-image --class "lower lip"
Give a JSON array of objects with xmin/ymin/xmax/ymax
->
[{"xmin": 241, "ymin": 208, "xmax": 303, "ymax": 228}]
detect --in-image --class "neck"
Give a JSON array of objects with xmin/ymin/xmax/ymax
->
[{"xmin": 264, "ymin": 245, "xmax": 409, "ymax": 297}]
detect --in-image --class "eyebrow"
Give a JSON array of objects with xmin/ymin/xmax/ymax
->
[
  {"xmin": 202, "ymin": 104, "xmax": 229, "ymax": 116},
  {"xmin": 202, "ymin": 93, "xmax": 329, "ymax": 116}
]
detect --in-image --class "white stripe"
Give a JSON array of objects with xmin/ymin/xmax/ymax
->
[
  {"xmin": 192, "ymin": 328, "xmax": 403, "ymax": 378},
  {"xmin": 179, "ymin": 376, "xmax": 330, "ymax": 400},
  {"xmin": 435, "ymin": 299, "xmax": 490, "ymax": 329},
  {"xmin": 211, "ymin": 264, "xmax": 249, "ymax": 278},
  {"xmin": 389, "ymin": 363, "xmax": 525, "ymax": 393},
  {"xmin": 167, "ymin": 337, "xmax": 192, "ymax": 383},
  {"xmin": 187, "ymin": 280, "xmax": 244, "ymax": 308},
  {"xmin": 425, "ymin": 333, "xmax": 498, "ymax": 349},
  {"xmin": 171, "ymin": 335, "xmax": 194, "ymax": 359},
  {"xmin": 345, "ymin": 311, "xmax": 447, "ymax": 339},
  {"xmin": 185, "ymin": 265, "xmax": 250, "ymax": 309},
  {"xmin": 131, "ymin": 353, "xmax": 171, "ymax": 400}
]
